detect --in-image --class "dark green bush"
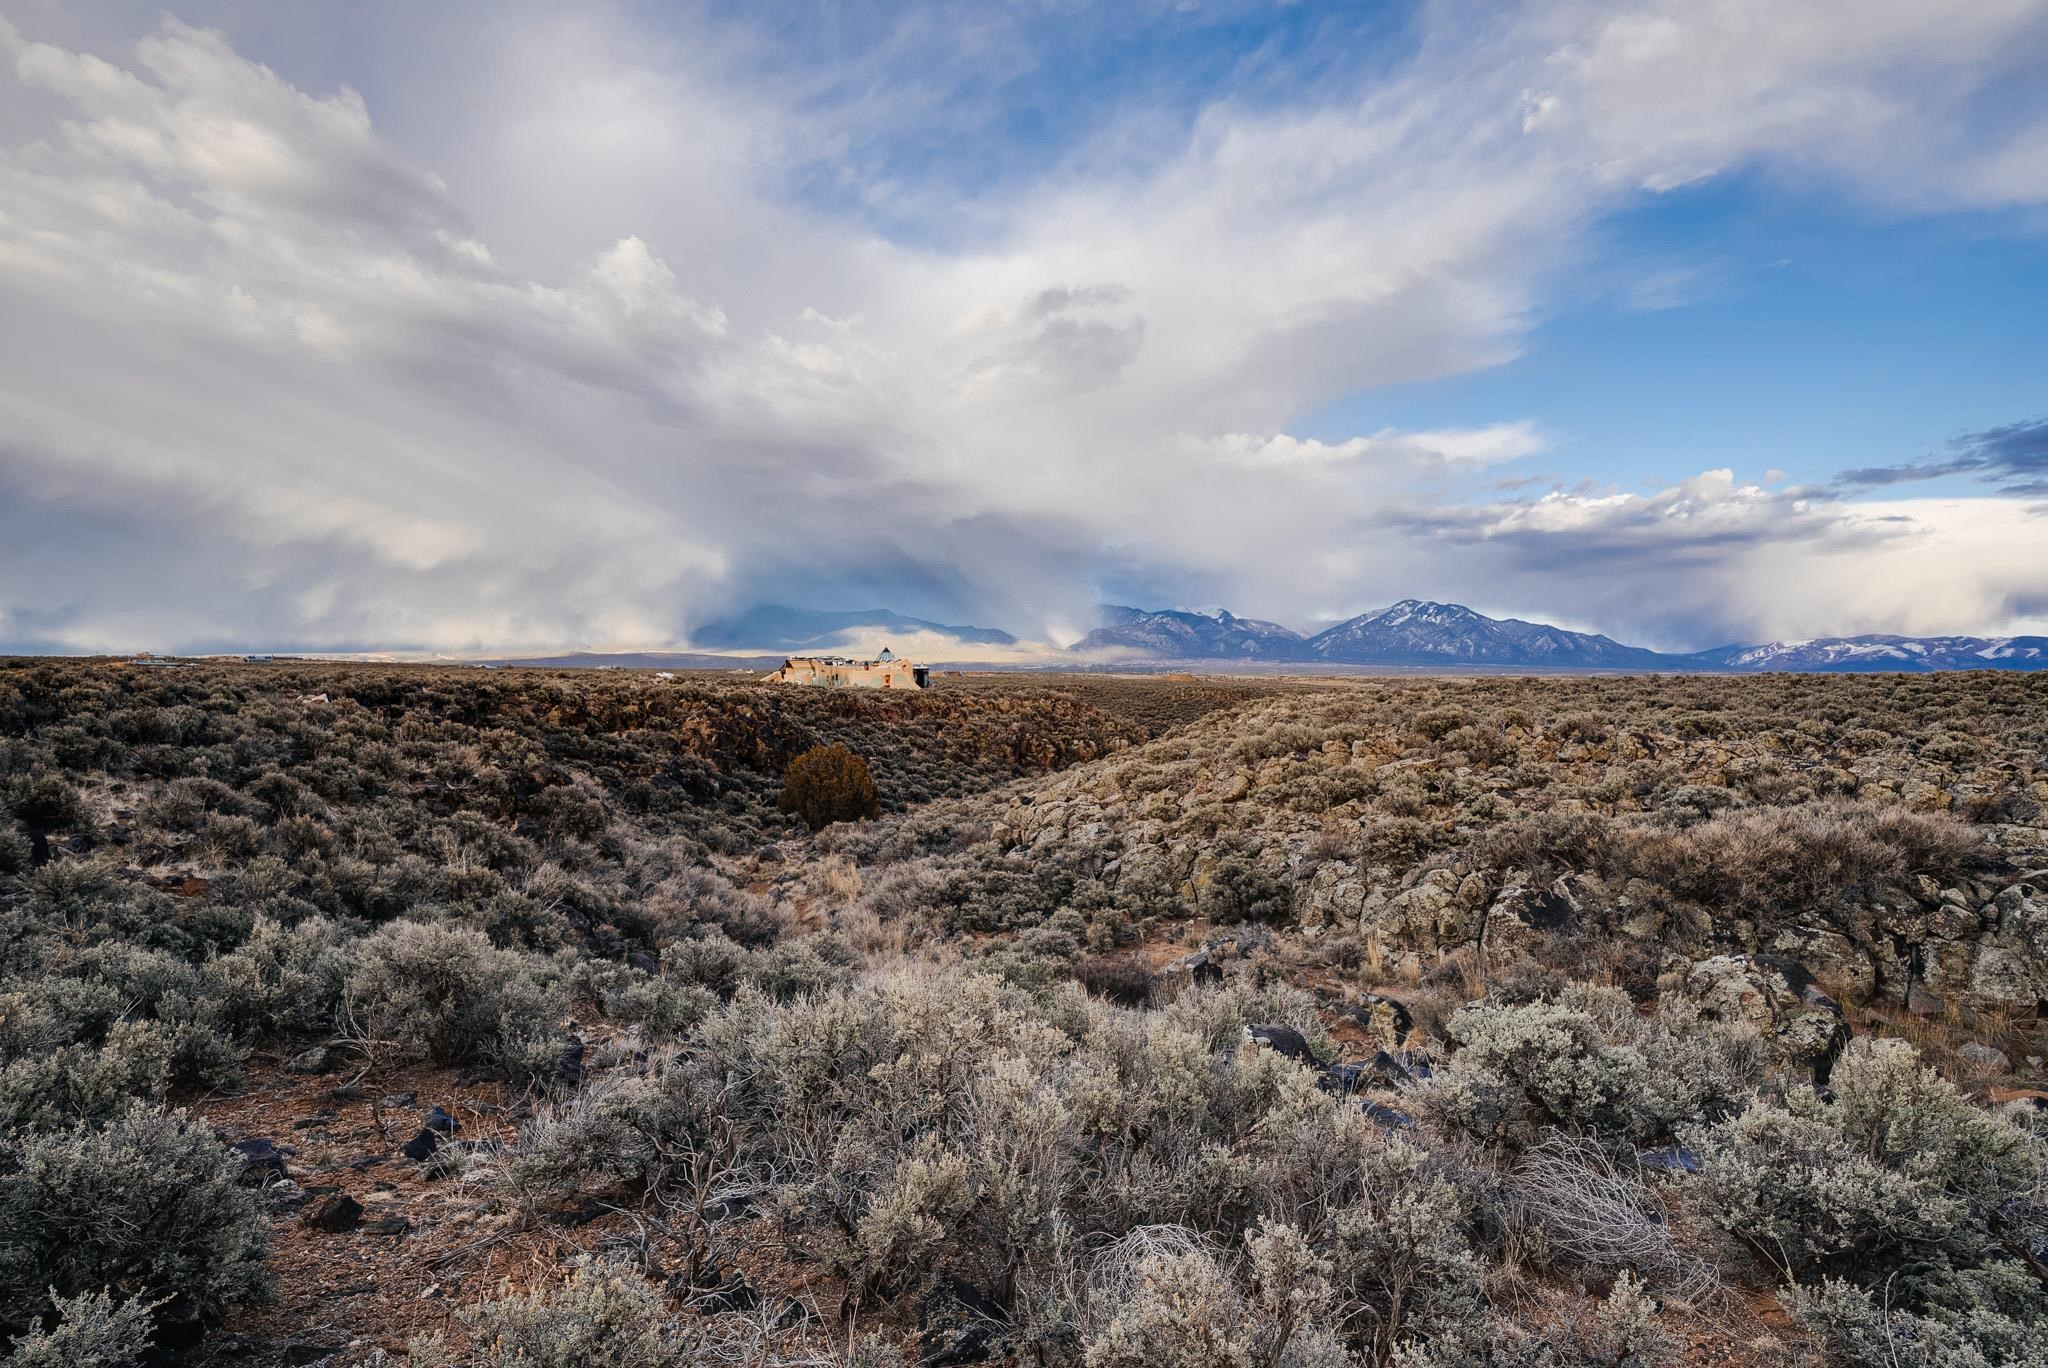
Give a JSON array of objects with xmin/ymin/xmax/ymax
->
[{"xmin": 778, "ymin": 743, "xmax": 881, "ymax": 831}]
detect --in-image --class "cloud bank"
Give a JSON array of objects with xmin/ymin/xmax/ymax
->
[{"xmin": 2, "ymin": 2, "xmax": 2046, "ymax": 655}]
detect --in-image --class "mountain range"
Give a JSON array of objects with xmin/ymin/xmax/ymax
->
[
  {"xmin": 1074, "ymin": 605, "xmax": 1311, "ymax": 661},
  {"xmin": 1692, "ymin": 634, "xmax": 2048, "ymax": 672},
  {"xmin": 624, "ymin": 599, "xmax": 2047, "ymax": 674},
  {"xmin": 1071, "ymin": 601, "xmax": 2048, "ymax": 672}
]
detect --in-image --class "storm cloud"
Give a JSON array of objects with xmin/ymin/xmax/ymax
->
[
  {"xmin": 3, "ymin": 3, "xmax": 2047, "ymax": 655},
  {"xmin": 1838, "ymin": 419, "xmax": 2048, "ymax": 498}
]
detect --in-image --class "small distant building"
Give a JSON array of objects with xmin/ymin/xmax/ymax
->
[{"xmin": 764, "ymin": 648, "xmax": 930, "ymax": 690}]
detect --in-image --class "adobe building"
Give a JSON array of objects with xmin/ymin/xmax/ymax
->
[{"xmin": 764, "ymin": 646, "xmax": 930, "ymax": 690}]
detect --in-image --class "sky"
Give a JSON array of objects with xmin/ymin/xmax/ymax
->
[{"xmin": 1, "ymin": 0, "xmax": 2045, "ymax": 657}]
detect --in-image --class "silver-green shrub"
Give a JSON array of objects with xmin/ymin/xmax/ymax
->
[
  {"xmin": 460, "ymin": 1259, "xmax": 684, "ymax": 1367},
  {"xmin": 0, "ymin": 1108, "xmax": 266, "ymax": 1338},
  {"xmin": 0, "ymin": 1289, "xmax": 158, "ymax": 1368},
  {"xmin": 1687, "ymin": 1038, "xmax": 2040, "ymax": 1286},
  {"xmin": 343, "ymin": 920, "xmax": 568, "ymax": 1081},
  {"xmin": 1410, "ymin": 1001, "xmax": 1655, "ymax": 1146},
  {"xmin": 1784, "ymin": 1267, "xmax": 2048, "ymax": 1367}
]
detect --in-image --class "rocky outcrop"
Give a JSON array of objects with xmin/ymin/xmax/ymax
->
[
  {"xmin": 1945, "ymin": 873, "xmax": 2048, "ymax": 1013},
  {"xmin": 1682, "ymin": 954, "xmax": 1851, "ymax": 1084},
  {"xmin": 1483, "ymin": 881, "xmax": 1578, "ymax": 952},
  {"xmin": 1245, "ymin": 1024, "xmax": 1316, "ymax": 1065}
]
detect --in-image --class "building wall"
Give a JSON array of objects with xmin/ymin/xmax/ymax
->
[{"xmin": 766, "ymin": 658, "xmax": 927, "ymax": 689}]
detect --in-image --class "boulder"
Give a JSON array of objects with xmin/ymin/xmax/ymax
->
[
  {"xmin": 1358, "ymin": 1101, "xmax": 1413, "ymax": 1130},
  {"xmin": 1171, "ymin": 944, "xmax": 1229, "ymax": 986},
  {"xmin": 1961, "ymin": 877, "xmax": 2048, "ymax": 1014},
  {"xmin": 921, "ymin": 1325, "xmax": 998, "ymax": 1367},
  {"xmin": 1637, "ymin": 1145, "xmax": 1701, "ymax": 1175},
  {"xmin": 1959, "ymin": 1042, "xmax": 2012, "ymax": 1074},
  {"xmin": 1483, "ymin": 883, "xmax": 1575, "ymax": 952},
  {"xmin": 1906, "ymin": 982, "xmax": 1948, "ymax": 1018},
  {"xmin": 558, "ymin": 1036, "xmax": 587, "ymax": 1087},
  {"xmin": 1321, "ymin": 1049, "xmax": 1432, "ymax": 1097},
  {"xmin": 1684, "ymin": 953, "xmax": 1851, "ymax": 1085},
  {"xmin": 1303, "ymin": 862, "xmax": 1369, "ymax": 930},
  {"xmin": 231, "ymin": 1138, "xmax": 289, "ymax": 1186},
  {"xmin": 399, "ymin": 1129, "xmax": 442, "ymax": 1163},
  {"xmin": 1380, "ymin": 883, "xmax": 1478, "ymax": 948},
  {"xmin": 303, "ymin": 1193, "xmax": 364, "ymax": 1234},
  {"xmin": 1767, "ymin": 926, "xmax": 1877, "ymax": 1004},
  {"xmin": 697, "ymin": 1270, "xmax": 758, "ymax": 1315},
  {"xmin": 283, "ymin": 1045, "xmax": 336, "ymax": 1075}
]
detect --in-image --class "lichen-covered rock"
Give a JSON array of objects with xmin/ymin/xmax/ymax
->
[
  {"xmin": 1483, "ymin": 882, "xmax": 1575, "ymax": 952},
  {"xmin": 1683, "ymin": 953, "xmax": 1851, "ymax": 1084},
  {"xmin": 1962, "ymin": 876, "xmax": 2048, "ymax": 1012},
  {"xmin": 1767, "ymin": 926, "xmax": 1877, "ymax": 1004},
  {"xmin": 1302, "ymin": 861, "xmax": 1369, "ymax": 930},
  {"xmin": 1959, "ymin": 1041, "xmax": 2012, "ymax": 1074},
  {"xmin": 1377, "ymin": 882, "xmax": 1477, "ymax": 948}
]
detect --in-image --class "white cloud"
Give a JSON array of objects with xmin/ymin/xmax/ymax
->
[
  {"xmin": 1213, "ymin": 423, "xmax": 1547, "ymax": 469},
  {"xmin": 1, "ymin": 3, "xmax": 2046, "ymax": 654}
]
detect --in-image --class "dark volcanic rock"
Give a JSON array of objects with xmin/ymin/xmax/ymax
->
[
  {"xmin": 304, "ymin": 1193, "xmax": 364, "ymax": 1233},
  {"xmin": 232, "ymin": 1138, "xmax": 289, "ymax": 1186},
  {"xmin": 1333, "ymin": 992, "xmax": 1414, "ymax": 1049},
  {"xmin": 558, "ymin": 1036, "xmax": 587, "ymax": 1087},
  {"xmin": 1245, "ymin": 1023, "xmax": 1316, "ymax": 1065},
  {"xmin": 698, "ymin": 1270, "xmax": 758, "ymax": 1314}
]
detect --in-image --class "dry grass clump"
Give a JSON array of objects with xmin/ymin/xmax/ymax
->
[{"xmin": 1507, "ymin": 1134, "xmax": 1718, "ymax": 1306}]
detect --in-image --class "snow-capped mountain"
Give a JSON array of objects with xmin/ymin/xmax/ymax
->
[
  {"xmin": 1693, "ymin": 635, "xmax": 2048, "ymax": 672},
  {"xmin": 1061, "ymin": 600, "xmax": 2048, "ymax": 672},
  {"xmin": 1306, "ymin": 600, "xmax": 1676, "ymax": 667},
  {"xmin": 1072, "ymin": 606, "xmax": 1311, "ymax": 660}
]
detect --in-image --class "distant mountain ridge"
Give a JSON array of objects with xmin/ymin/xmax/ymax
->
[
  {"xmin": 1303, "ymin": 600, "xmax": 1672, "ymax": 668},
  {"xmin": 1071, "ymin": 601, "xmax": 2048, "ymax": 672},
  {"xmin": 1072, "ymin": 606, "xmax": 1311, "ymax": 660},
  {"xmin": 1693, "ymin": 634, "xmax": 2048, "ymax": 672},
  {"xmin": 691, "ymin": 604, "xmax": 1017, "ymax": 652}
]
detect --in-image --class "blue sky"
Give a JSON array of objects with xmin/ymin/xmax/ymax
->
[
  {"xmin": 1309, "ymin": 177, "xmax": 2048, "ymax": 496},
  {"xmin": 1, "ymin": 0, "xmax": 2046, "ymax": 655}
]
